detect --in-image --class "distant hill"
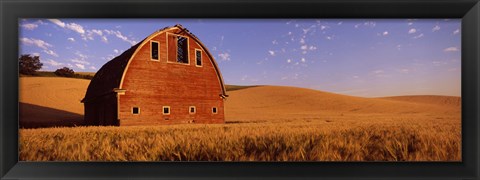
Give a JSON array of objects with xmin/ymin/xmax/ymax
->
[{"xmin": 19, "ymin": 77, "xmax": 460, "ymax": 127}]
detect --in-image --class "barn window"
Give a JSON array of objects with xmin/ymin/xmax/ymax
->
[
  {"xmin": 195, "ymin": 49, "xmax": 202, "ymax": 67},
  {"xmin": 212, "ymin": 107, "xmax": 218, "ymax": 114},
  {"xmin": 132, "ymin": 107, "xmax": 140, "ymax": 115},
  {"xmin": 189, "ymin": 106, "xmax": 196, "ymax": 114},
  {"xmin": 177, "ymin": 36, "xmax": 189, "ymax": 64},
  {"xmin": 163, "ymin": 106, "xmax": 170, "ymax": 115},
  {"xmin": 151, "ymin": 41, "xmax": 159, "ymax": 60}
]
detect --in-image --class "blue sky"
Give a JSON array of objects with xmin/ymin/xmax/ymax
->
[{"xmin": 19, "ymin": 19, "xmax": 461, "ymax": 97}]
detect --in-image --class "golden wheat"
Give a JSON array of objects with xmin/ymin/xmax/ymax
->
[{"xmin": 19, "ymin": 113, "xmax": 460, "ymax": 161}]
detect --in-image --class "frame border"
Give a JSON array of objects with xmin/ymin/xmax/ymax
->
[{"xmin": 1, "ymin": 0, "xmax": 479, "ymax": 179}]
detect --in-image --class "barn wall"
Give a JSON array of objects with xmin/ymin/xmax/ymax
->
[{"xmin": 118, "ymin": 28, "xmax": 225, "ymax": 126}]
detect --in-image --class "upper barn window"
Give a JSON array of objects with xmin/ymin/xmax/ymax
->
[
  {"xmin": 177, "ymin": 36, "xmax": 189, "ymax": 64},
  {"xmin": 151, "ymin": 41, "xmax": 159, "ymax": 61},
  {"xmin": 195, "ymin": 49, "xmax": 202, "ymax": 67}
]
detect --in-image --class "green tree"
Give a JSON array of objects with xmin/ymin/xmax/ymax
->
[
  {"xmin": 19, "ymin": 54, "xmax": 43, "ymax": 75},
  {"xmin": 54, "ymin": 67, "xmax": 75, "ymax": 77}
]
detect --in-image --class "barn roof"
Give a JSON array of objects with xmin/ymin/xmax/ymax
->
[{"xmin": 82, "ymin": 24, "xmax": 227, "ymax": 103}]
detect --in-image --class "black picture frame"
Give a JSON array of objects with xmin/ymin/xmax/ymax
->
[{"xmin": 1, "ymin": 0, "xmax": 479, "ymax": 179}]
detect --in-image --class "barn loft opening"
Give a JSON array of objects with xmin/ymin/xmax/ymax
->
[
  {"xmin": 177, "ymin": 36, "xmax": 188, "ymax": 64},
  {"xmin": 212, "ymin": 107, "xmax": 217, "ymax": 114},
  {"xmin": 195, "ymin": 49, "xmax": 202, "ymax": 66},
  {"xmin": 132, "ymin": 107, "xmax": 140, "ymax": 115},
  {"xmin": 151, "ymin": 41, "xmax": 159, "ymax": 60}
]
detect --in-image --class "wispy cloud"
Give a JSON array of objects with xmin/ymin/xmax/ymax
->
[
  {"xmin": 382, "ymin": 31, "xmax": 389, "ymax": 36},
  {"xmin": 71, "ymin": 59, "xmax": 90, "ymax": 65},
  {"xmin": 75, "ymin": 64, "xmax": 85, "ymax": 70},
  {"xmin": 48, "ymin": 19, "xmax": 85, "ymax": 34},
  {"xmin": 453, "ymin": 29, "xmax": 460, "ymax": 35},
  {"xmin": 20, "ymin": 37, "xmax": 52, "ymax": 49},
  {"xmin": 21, "ymin": 23, "xmax": 38, "ymax": 30},
  {"xmin": 67, "ymin": 37, "xmax": 75, "ymax": 42},
  {"xmin": 44, "ymin": 59, "xmax": 63, "ymax": 67},
  {"xmin": 268, "ymin": 50, "xmax": 275, "ymax": 56},
  {"xmin": 43, "ymin": 49, "xmax": 58, "ymax": 57},
  {"xmin": 432, "ymin": 25, "xmax": 440, "ymax": 32},
  {"xmin": 443, "ymin": 47, "xmax": 459, "ymax": 52},
  {"xmin": 103, "ymin": 29, "xmax": 136, "ymax": 45},
  {"xmin": 408, "ymin": 28, "xmax": 417, "ymax": 34},
  {"xmin": 218, "ymin": 52, "xmax": 231, "ymax": 61},
  {"xmin": 413, "ymin": 33, "xmax": 424, "ymax": 39}
]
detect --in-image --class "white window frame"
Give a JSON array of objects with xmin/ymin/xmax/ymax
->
[
  {"xmin": 163, "ymin": 106, "xmax": 171, "ymax": 115},
  {"xmin": 195, "ymin": 49, "xmax": 202, "ymax": 67},
  {"xmin": 132, "ymin": 106, "xmax": 140, "ymax": 115},
  {"xmin": 150, "ymin": 40, "xmax": 160, "ymax": 61},
  {"xmin": 189, "ymin": 106, "xmax": 196, "ymax": 114}
]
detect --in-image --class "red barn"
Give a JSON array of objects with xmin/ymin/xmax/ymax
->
[{"xmin": 81, "ymin": 24, "xmax": 228, "ymax": 126}]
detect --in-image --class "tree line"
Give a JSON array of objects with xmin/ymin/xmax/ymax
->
[{"xmin": 19, "ymin": 54, "xmax": 94, "ymax": 80}]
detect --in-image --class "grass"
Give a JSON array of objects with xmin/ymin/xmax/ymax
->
[{"xmin": 19, "ymin": 115, "xmax": 460, "ymax": 161}]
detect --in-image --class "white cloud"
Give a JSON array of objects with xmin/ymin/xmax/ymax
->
[
  {"xmin": 309, "ymin": 46, "xmax": 317, "ymax": 50},
  {"xmin": 268, "ymin": 50, "xmax": 275, "ymax": 56},
  {"xmin": 103, "ymin": 29, "xmax": 136, "ymax": 45},
  {"xmin": 287, "ymin": 59, "xmax": 292, "ymax": 63},
  {"xmin": 91, "ymin": 29, "xmax": 103, "ymax": 36},
  {"xmin": 408, "ymin": 28, "xmax": 417, "ymax": 34},
  {"xmin": 320, "ymin": 25, "xmax": 329, "ymax": 30},
  {"xmin": 89, "ymin": 66, "xmax": 97, "ymax": 70},
  {"xmin": 287, "ymin": 31, "xmax": 292, "ymax": 35},
  {"xmin": 363, "ymin": 21, "xmax": 376, "ymax": 28},
  {"xmin": 453, "ymin": 29, "xmax": 460, "ymax": 35},
  {"xmin": 382, "ymin": 31, "xmax": 389, "ymax": 36},
  {"xmin": 48, "ymin": 19, "xmax": 85, "ymax": 34},
  {"xmin": 373, "ymin": 70, "xmax": 384, "ymax": 74},
  {"xmin": 432, "ymin": 25, "xmax": 440, "ymax": 32},
  {"xmin": 71, "ymin": 58, "xmax": 90, "ymax": 65},
  {"xmin": 301, "ymin": 58, "xmax": 306, "ymax": 63},
  {"xmin": 218, "ymin": 52, "xmax": 231, "ymax": 61},
  {"xmin": 21, "ymin": 23, "xmax": 38, "ymax": 30},
  {"xmin": 43, "ymin": 49, "xmax": 58, "ymax": 57},
  {"xmin": 45, "ymin": 59, "xmax": 63, "ymax": 67},
  {"xmin": 443, "ymin": 47, "xmax": 459, "ymax": 52},
  {"xmin": 413, "ymin": 33, "xmax": 424, "ymax": 39},
  {"xmin": 67, "ymin": 37, "xmax": 75, "ymax": 42},
  {"xmin": 101, "ymin": 36, "xmax": 108, "ymax": 43},
  {"xmin": 75, "ymin": 51, "xmax": 88, "ymax": 59},
  {"xmin": 20, "ymin": 37, "xmax": 52, "ymax": 49},
  {"xmin": 300, "ymin": 45, "xmax": 308, "ymax": 50},
  {"xmin": 113, "ymin": 49, "xmax": 119, "ymax": 54},
  {"xmin": 75, "ymin": 64, "xmax": 85, "ymax": 70},
  {"xmin": 66, "ymin": 23, "xmax": 85, "ymax": 34},
  {"xmin": 354, "ymin": 24, "xmax": 361, "ymax": 28},
  {"xmin": 32, "ymin": 52, "xmax": 40, "ymax": 56},
  {"xmin": 337, "ymin": 22, "xmax": 343, "ymax": 25},
  {"xmin": 299, "ymin": 38, "xmax": 305, "ymax": 44},
  {"xmin": 48, "ymin": 19, "xmax": 65, "ymax": 28},
  {"xmin": 326, "ymin": 36, "xmax": 333, "ymax": 40},
  {"xmin": 408, "ymin": 22, "xmax": 413, "ymax": 26},
  {"xmin": 272, "ymin": 40, "xmax": 278, "ymax": 45}
]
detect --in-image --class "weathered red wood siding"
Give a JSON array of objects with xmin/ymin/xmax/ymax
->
[{"xmin": 118, "ymin": 28, "xmax": 225, "ymax": 125}]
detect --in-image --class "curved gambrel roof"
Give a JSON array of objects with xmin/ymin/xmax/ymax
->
[{"xmin": 82, "ymin": 24, "xmax": 228, "ymax": 103}]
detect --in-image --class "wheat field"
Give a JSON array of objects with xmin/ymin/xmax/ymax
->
[{"xmin": 19, "ymin": 77, "xmax": 461, "ymax": 161}]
